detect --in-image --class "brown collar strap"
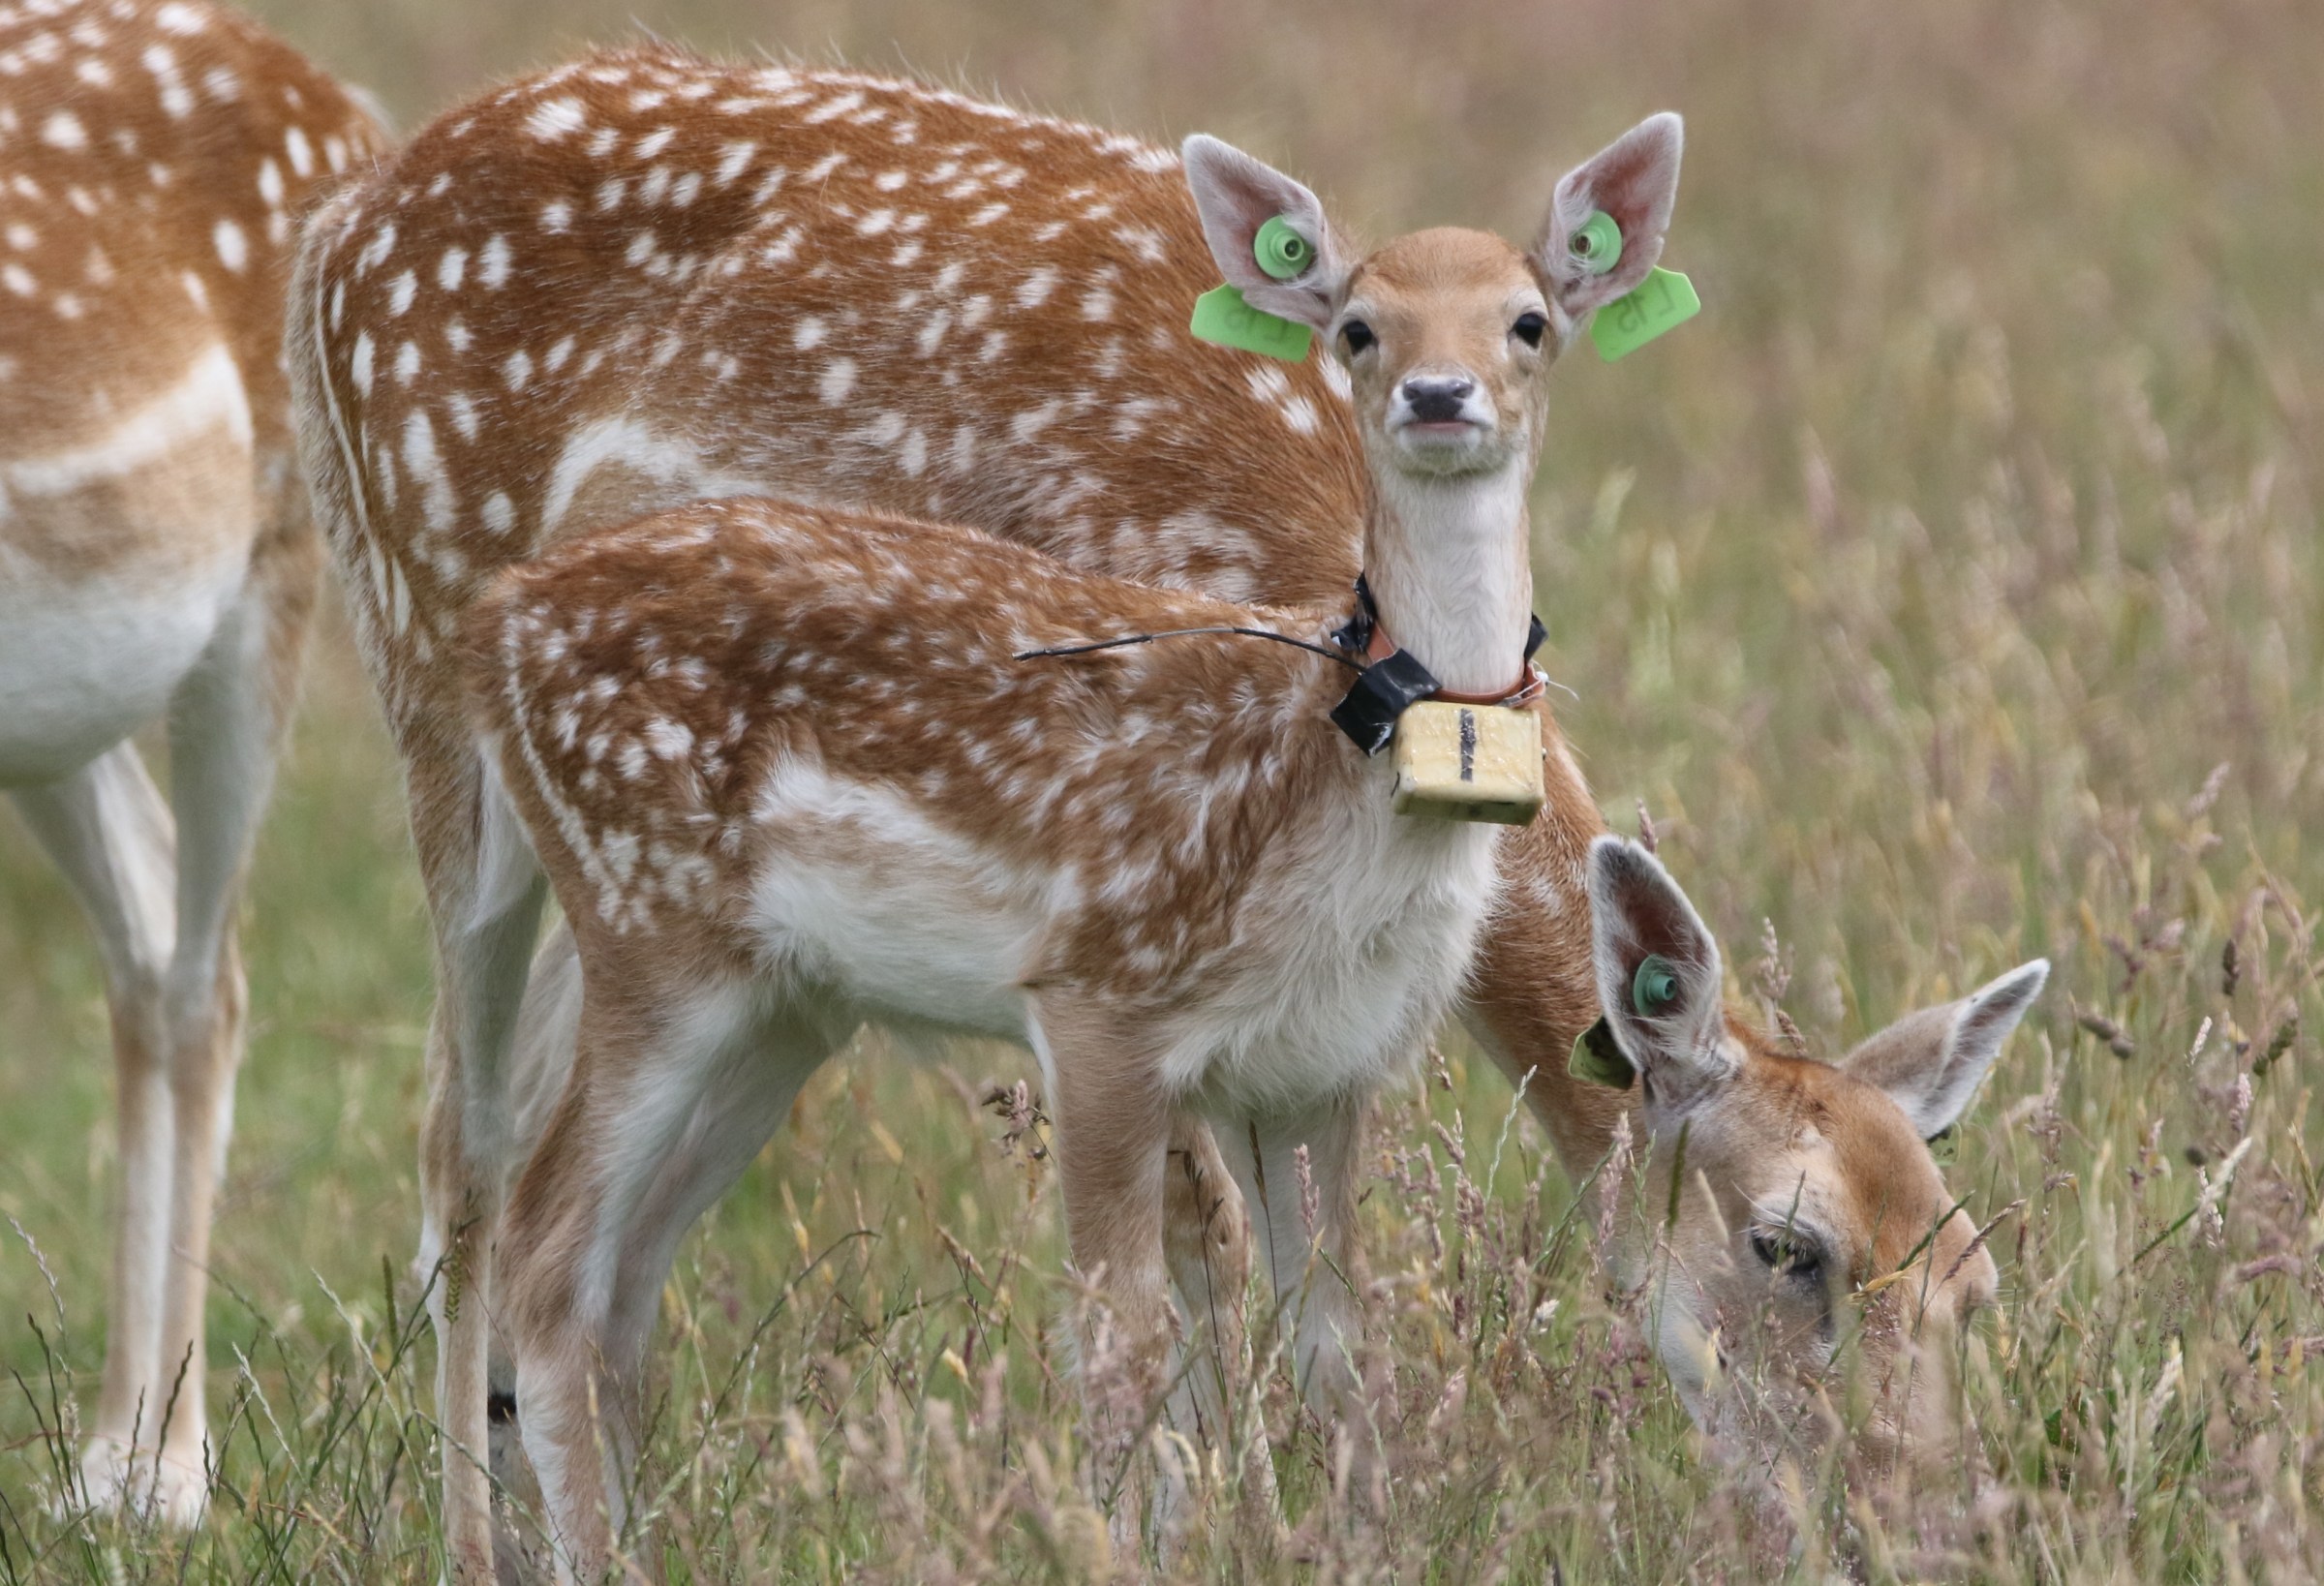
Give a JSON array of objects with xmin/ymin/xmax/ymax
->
[{"xmin": 1358, "ymin": 616, "xmax": 1547, "ymax": 707}]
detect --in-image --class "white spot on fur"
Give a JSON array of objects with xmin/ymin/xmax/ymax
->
[
  {"xmin": 1014, "ymin": 265, "xmax": 1057, "ymax": 310},
  {"xmin": 528, "ymin": 97, "xmax": 587, "ymax": 141}
]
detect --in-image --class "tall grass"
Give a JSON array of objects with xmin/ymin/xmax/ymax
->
[{"xmin": 3, "ymin": 0, "xmax": 2319, "ymax": 1577}]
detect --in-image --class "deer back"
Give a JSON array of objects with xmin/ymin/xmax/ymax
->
[{"xmin": 300, "ymin": 47, "xmax": 1367, "ymax": 731}]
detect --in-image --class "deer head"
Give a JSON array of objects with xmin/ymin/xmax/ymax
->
[
  {"xmin": 1586, "ymin": 836, "xmax": 2047, "ymax": 1485},
  {"xmin": 1183, "ymin": 113, "xmax": 1682, "ymax": 483}
]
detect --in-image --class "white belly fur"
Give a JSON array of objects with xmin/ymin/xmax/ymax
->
[
  {"xmin": 740, "ymin": 756, "xmax": 1501, "ymax": 1117},
  {"xmin": 0, "ymin": 552, "xmax": 248, "ymax": 783},
  {"xmin": 0, "ymin": 345, "xmax": 257, "ymax": 784}
]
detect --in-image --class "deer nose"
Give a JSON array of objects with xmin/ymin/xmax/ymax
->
[{"xmin": 1400, "ymin": 376, "xmax": 1476, "ymax": 424}]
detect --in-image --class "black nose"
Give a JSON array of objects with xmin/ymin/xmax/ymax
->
[{"xmin": 1401, "ymin": 376, "xmax": 1475, "ymax": 424}]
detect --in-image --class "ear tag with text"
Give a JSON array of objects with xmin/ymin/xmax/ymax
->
[
  {"xmin": 1189, "ymin": 214, "xmax": 1315, "ymax": 362},
  {"xmin": 1591, "ymin": 266, "xmax": 1701, "ymax": 362},
  {"xmin": 1569, "ymin": 1017, "xmax": 1636, "ymax": 1090}
]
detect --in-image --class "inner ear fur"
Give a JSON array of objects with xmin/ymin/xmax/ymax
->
[
  {"xmin": 1180, "ymin": 133, "xmax": 1351, "ymax": 330},
  {"xmin": 1534, "ymin": 111, "xmax": 1684, "ymax": 320},
  {"xmin": 1586, "ymin": 836, "xmax": 1736, "ymax": 1097}
]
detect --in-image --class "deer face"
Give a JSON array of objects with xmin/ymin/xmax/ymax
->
[
  {"xmin": 1182, "ymin": 113, "xmax": 1685, "ymax": 483},
  {"xmin": 1587, "ymin": 837, "xmax": 2047, "ymax": 1485},
  {"xmin": 1333, "ymin": 230, "xmax": 1553, "ymax": 478}
]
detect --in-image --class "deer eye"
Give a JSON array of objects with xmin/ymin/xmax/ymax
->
[
  {"xmin": 1339, "ymin": 320, "xmax": 1376, "ymax": 356},
  {"xmin": 1512, "ymin": 311, "xmax": 1547, "ymax": 348},
  {"xmin": 1751, "ymin": 1227, "xmax": 1823, "ymax": 1284}
]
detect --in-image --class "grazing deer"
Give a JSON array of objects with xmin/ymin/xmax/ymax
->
[
  {"xmin": 289, "ymin": 46, "xmax": 2044, "ymax": 1571},
  {"xmin": 0, "ymin": 0, "xmax": 383, "ymax": 1523},
  {"xmin": 1580, "ymin": 837, "xmax": 2045, "ymax": 1484}
]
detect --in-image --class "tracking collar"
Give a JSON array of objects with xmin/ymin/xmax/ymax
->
[{"xmin": 1327, "ymin": 576, "xmax": 1548, "ymax": 755}]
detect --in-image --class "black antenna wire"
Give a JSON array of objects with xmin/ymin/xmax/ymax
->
[{"xmin": 1014, "ymin": 625, "xmax": 1363, "ymax": 669}]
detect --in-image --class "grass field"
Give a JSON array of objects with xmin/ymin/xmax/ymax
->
[{"xmin": 4, "ymin": 0, "xmax": 2322, "ymax": 1578}]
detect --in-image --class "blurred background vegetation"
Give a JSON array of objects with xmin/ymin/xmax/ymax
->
[{"xmin": 4, "ymin": 0, "xmax": 2321, "ymax": 1578}]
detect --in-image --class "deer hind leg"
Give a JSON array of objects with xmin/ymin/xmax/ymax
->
[
  {"xmin": 10, "ymin": 744, "xmax": 179, "ymax": 1518},
  {"xmin": 1212, "ymin": 1093, "xmax": 1378, "ymax": 1499},
  {"xmin": 407, "ymin": 751, "xmax": 549, "ymax": 1583},
  {"xmin": 502, "ymin": 972, "xmax": 818, "ymax": 1584},
  {"xmin": 84, "ymin": 518, "xmax": 317, "ymax": 1528},
  {"xmin": 1162, "ymin": 1113, "xmax": 1279, "ymax": 1544}
]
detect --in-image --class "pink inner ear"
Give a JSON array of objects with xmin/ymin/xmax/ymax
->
[
  {"xmin": 1611, "ymin": 876, "xmax": 1699, "ymax": 965},
  {"xmin": 1587, "ymin": 143, "xmax": 1669, "ymax": 226}
]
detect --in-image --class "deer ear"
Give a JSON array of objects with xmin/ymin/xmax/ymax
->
[
  {"xmin": 1844, "ymin": 961, "xmax": 2049, "ymax": 1139},
  {"xmin": 1587, "ymin": 836, "xmax": 1736, "ymax": 1103},
  {"xmin": 1533, "ymin": 111, "xmax": 1684, "ymax": 320},
  {"xmin": 1181, "ymin": 134, "xmax": 1351, "ymax": 331}
]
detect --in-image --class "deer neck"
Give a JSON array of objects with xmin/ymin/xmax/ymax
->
[{"xmin": 1360, "ymin": 459, "xmax": 1536, "ymax": 698}]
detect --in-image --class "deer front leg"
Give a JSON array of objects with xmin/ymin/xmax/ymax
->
[
  {"xmin": 1162, "ymin": 1114, "xmax": 1279, "ymax": 1543},
  {"xmin": 1212, "ymin": 1093, "xmax": 1380, "ymax": 1503},
  {"xmin": 1034, "ymin": 998, "xmax": 1178, "ymax": 1569}
]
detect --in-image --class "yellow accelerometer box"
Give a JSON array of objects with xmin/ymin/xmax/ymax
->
[{"xmin": 1390, "ymin": 701, "xmax": 1545, "ymax": 825}]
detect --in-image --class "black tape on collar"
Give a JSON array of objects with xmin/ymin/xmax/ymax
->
[{"xmin": 1330, "ymin": 650, "xmax": 1442, "ymax": 756}]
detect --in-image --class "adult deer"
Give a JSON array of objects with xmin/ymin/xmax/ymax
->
[
  {"xmin": 289, "ymin": 47, "xmax": 2045, "ymax": 1572},
  {"xmin": 0, "ymin": 0, "xmax": 383, "ymax": 1523}
]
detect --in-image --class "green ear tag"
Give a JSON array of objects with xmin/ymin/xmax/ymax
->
[
  {"xmin": 1569, "ymin": 1017, "xmax": 1636, "ymax": 1091},
  {"xmin": 1926, "ymin": 1127, "xmax": 1958, "ymax": 1169},
  {"xmin": 1632, "ymin": 953, "xmax": 1681, "ymax": 1017},
  {"xmin": 1189, "ymin": 285, "xmax": 1313, "ymax": 361},
  {"xmin": 1253, "ymin": 215, "xmax": 1314, "ymax": 280},
  {"xmin": 1590, "ymin": 266, "xmax": 1700, "ymax": 362},
  {"xmin": 1569, "ymin": 210, "xmax": 1623, "ymax": 276}
]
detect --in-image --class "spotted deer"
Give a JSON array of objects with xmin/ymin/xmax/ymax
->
[
  {"xmin": 0, "ymin": 0, "xmax": 384, "ymax": 1524},
  {"xmin": 289, "ymin": 46, "xmax": 2046, "ymax": 1571}
]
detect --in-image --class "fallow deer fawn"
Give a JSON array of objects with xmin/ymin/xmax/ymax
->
[
  {"xmin": 465, "ymin": 485, "xmax": 1544, "ymax": 1573},
  {"xmin": 290, "ymin": 47, "xmax": 2047, "ymax": 1570},
  {"xmin": 0, "ymin": 0, "xmax": 382, "ymax": 1522}
]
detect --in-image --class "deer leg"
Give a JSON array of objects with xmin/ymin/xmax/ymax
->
[
  {"xmin": 1161, "ymin": 1113, "xmax": 1278, "ymax": 1540},
  {"xmin": 484, "ymin": 921, "xmax": 589, "ymax": 1578},
  {"xmin": 407, "ymin": 752, "xmax": 548, "ymax": 1584},
  {"xmin": 1028, "ymin": 996, "xmax": 1177, "ymax": 1566},
  {"xmin": 503, "ymin": 969, "xmax": 782, "ymax": 1584},
  {"xmin": 10, "ymin": 744, "xmax": 177, "ymax": 1517},
  {"xmin": 97, "ymin": 542, "xmax": 309, "ymax": 1526},
  {"xmin": 1211, "ymin": 1093, "xmax": 1377, "ymax": 1492}
]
